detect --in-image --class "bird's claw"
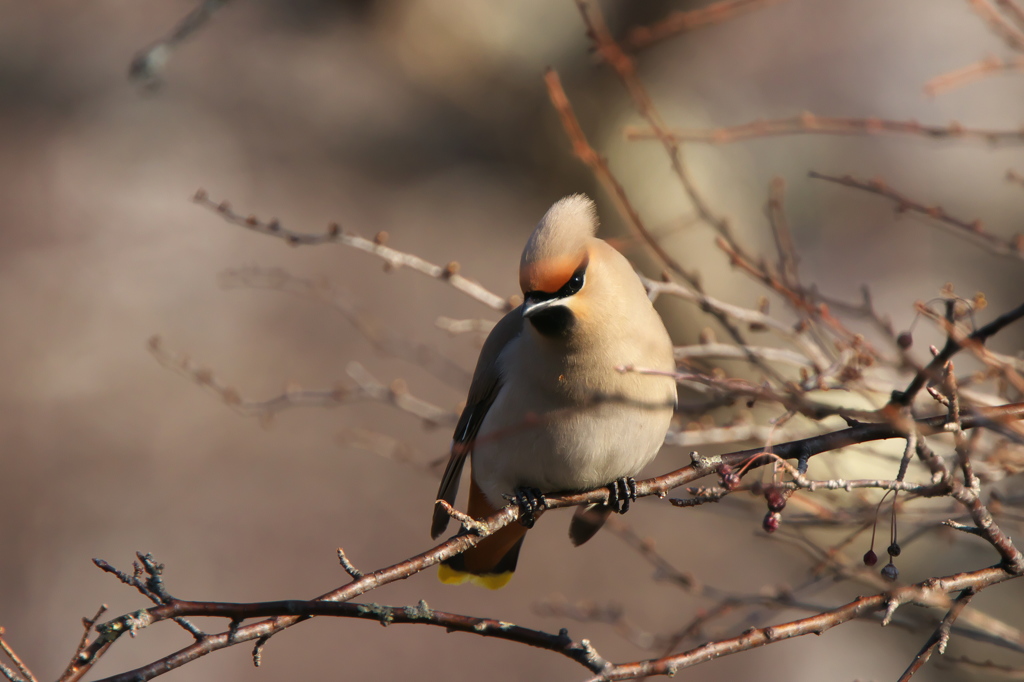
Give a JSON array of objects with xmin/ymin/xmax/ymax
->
[
  {"xmin": 607, "ymin": 477, "xmax": 637, "ymax": 514},
  {"xmin": 509, "ymin": 487, "xmax": 547, "ymax": 528}
]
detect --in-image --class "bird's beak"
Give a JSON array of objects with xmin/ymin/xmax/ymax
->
[{"xmin": 522, "ymin": 296, "xmax": 561, "ymax": 319}]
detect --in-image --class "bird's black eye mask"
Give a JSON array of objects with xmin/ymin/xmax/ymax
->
[{"xmin": 524, "ymin": 260, "xmax": 588, "ymax": 302}]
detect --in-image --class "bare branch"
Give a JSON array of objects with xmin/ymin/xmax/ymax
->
[
  {"xmin": 924, "ymin": 54, "xmax": 1024, "ymax": 95},
  {"xmin": 897, "ymin": 587, "xmax": 976, "ymax": 681},
  {"xmin": 892, "ymin": 301, "xmax": 1024, "ymax": 408},
  {"xmin": 94, "ymin": 598, "xmax": 612, "ymax": 680},
  {"xmin": 66, "ymin": 400, "xmax": 1024, "ymax": 679},
  {"xmin": 585, "ymin": 566, "xmax": 1015, "ymax": 681},
  {"xmin": 766, "ymin": 178, "xmax": 801, "ymax": 287},
  {"xmin": 626, "ymin": 114, "xmax": 1024, "ymax": 146},
  {"xmin": 622, "ymin": 0, "xmax": 790, "ymax": 52},
  {"xmin": 0, "ymin": 628, "xmax": 36, "ymax": 682},
  {"xmin": 542, "ymin": 70, "xmax": 696, "ymax": 284},
  {"xmin": 809, "ymin": 171, "xmax": 1024, "ymax": 261},
  {"xmin": 968, "ymin": 0, "xmax": 1024, "ymax": 52},
  {"xmin": 194, "ymin": 190, "xmax": 511, "ymax": 312},
  {"xmin": 995, "ymin": 0, "xmax": 1024, "ymax": 31}
]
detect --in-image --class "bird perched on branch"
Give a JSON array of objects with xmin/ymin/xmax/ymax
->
[{"xmin": 431, "ymin": 194, "xmax": 677, "ymax": 589}]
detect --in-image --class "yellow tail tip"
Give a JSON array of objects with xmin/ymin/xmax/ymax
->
[{"xmin": 438, "ymin": 563, "xmax": 513, "ymax": 590}]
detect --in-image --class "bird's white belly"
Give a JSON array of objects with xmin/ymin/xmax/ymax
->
[{"xmin": 471, "ymin": 379, "xmax": 673, "ymax": 508}]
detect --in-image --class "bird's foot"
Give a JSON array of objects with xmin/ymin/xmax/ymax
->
[
  {"xmin": 509, "ymin": 487, "xmax": 547, "ymax": 528},
  {"xmin": 607, "ymin": 477, "xmax": 638, "ymax": 514}
]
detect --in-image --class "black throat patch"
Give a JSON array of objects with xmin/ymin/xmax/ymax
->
[{"xmin": 527, "ymin": 305, "xmax": 576, "ymax": 338}]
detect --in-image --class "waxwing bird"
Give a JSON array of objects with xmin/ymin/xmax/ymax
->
[{"xmin": 431, "ymin": 194, "xmax": 677, "ymax": 589}]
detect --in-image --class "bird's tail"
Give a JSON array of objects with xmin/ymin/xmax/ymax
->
[
  {"xmin": 438, "ymin": 480, "xmax": 528, "ymax": 589},
  {"xmin": 568, "ymin": 503, "xmax": 613, "ymax": 546}
]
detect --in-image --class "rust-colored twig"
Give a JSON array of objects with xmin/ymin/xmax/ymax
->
[
  {"xmin": 575, "ymin": 1, "xmax": 733, "ymax": 246},
  {"xmin": 968, "ymin": 0, "xmax": 1024, "ymax": 51},
  {"xmin": 545, "ymin": 66, "xmax": 795, "ymax": 386},
  {"xmin": 582, "ymin": 566, "xmax": 1015, "ymax": 681},
  {"xmin": 766, "ymin": 178, "xmax": 801, "ymax": 288},
  {"xmin": 542, "ymin": 70, "xmax": 695, "ymax": 284},
  {"xmin": 924, "ymin": 54, "xmax": 1024, "ymax": 95},
  {"xmin": 996, "ymin": 0, "xmax": 1024, "ymax": 29},
  {"xmin": 809, "ymin": 171, "xmax": 1024, "ymax": 261},
  {"xmin": 623, "ymin": 0, "xmax": 790, "ymax": 52},
  {"xmin": 577, "ymin": 2, "xmax": 891, "ymax": 385},
  {"xmin": 625, "ymin": 114, "xmax": 1024, "ymax": 145}
]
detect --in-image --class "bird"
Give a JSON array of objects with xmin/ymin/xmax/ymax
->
[{"xmin": 431, "ymin": 194, "xmax": 677, "ymax": 589}]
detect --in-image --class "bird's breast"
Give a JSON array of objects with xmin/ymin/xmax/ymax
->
[{"xmin": 470, "ymin": 357, "xmax": 675, "ymax": 508}]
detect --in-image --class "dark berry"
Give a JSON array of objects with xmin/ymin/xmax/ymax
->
[
  {"xmin": 896, "ymin": 332, "xmax": 913, "ymax": 349},
  {"xmin": 881, "ymin": 562, "xmax": 899, "ymax": 582},
  {"xmin": 765, "ymin": 486, "xmax": 787, "ymax": 513},
  {"xmin": 763, "ymin": 511, "xmax": 781, "ymax": 533},
  {"xmin": 719, "ymin": 464, "xmax": 741, "ymax": 491},
  {"xmin": 887, "ymin": 543, "xmax": 901, "ymax": 557},
  {"xmin": 863, "ymin": 550, "xmax": 878, "ymax": 566}
]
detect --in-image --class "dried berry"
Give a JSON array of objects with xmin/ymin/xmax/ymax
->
[
  {"xmin": 881, "ymin": 562, "xmax": 899, "ymax": 582},
  {"xmin": 863, "ymin": 550, "xmax": 878, "ymax": 566},
  {"xmin": 765, "ymin": 486, "xmax": 787, "ymax": 513},
  {"xmin": 763, "ymin": 511, "xmax": 781, "ymax": 533},
  {"xmin": 887, "ymin": 542, "xmax": 902, "ymax": 558},
  {"xmin": 718, "ymin": 464, "xmax": 740, "ymax": 491},
  {"xmin": 896, "ymin": 332, "xmax": 913, "ymax": 349}
]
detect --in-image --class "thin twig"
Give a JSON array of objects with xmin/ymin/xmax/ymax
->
[
  {"xmin": 893, "ymin": 301, "xmax": 1024, "ymax": 407},
  {"xmin": 766, "ymin": 178, "xmax": 801, "ymax": 287},
  {"xmin": 542, "ymin": 70, "xmax": 696, "ymax": 284},
  {"xmin": 622, "ymin": 0, "xmax": 789, "ymax": 52},
  {"xmin": 195, "ymin": 191, "xmax": 511, "ymax": 312},
  {"xmin": 809, "ymin": 171, "xmax": 1024, "ymax": 261},
  {"xmin": 968, "ymin": 0, "xmax": 1024, "ymax": 51},
  {"xmin": 147, "ymin": 335, "xmax": 457, "ymax": 427},
  {"xmin": 896, "ymin": 587, "xmax": 976, "ymax": 681},
  {"xmin": 582, "ymin": 566, "xmax": 1015, "ymax": 681},
  {"xmin": 0, "ymin": 629, "xmax": 36, "ymax": 682},
  {"xmin": 626, "ymin": 114, "xmax": 1024, "ymax": 145},
  {"xmin": 995, "ymin": 0, "xmax": 1024, "ymax": 31},
  {"xmin": 924, "ymin": 55, "xmax": 1024, "ymax": 95},
  {"xmin": 547, "ymin": 45, "xmax": 795, "ymax": 386}
]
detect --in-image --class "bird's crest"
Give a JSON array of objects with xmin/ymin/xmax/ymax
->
[{"xmin": 519, "ymin": 194, "xmax": 598, "ymax": 294}]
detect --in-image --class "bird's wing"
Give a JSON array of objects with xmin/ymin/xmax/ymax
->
[{"xmin": 431, "ymin": 306, "xmax": 524, "ymax": 539}]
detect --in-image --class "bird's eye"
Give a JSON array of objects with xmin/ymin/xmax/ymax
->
[{"xmin": 559, "ymin": 267, "xmax": 586, "ymax": 297}]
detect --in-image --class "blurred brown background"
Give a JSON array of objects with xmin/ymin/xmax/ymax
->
[{"xmin": 1, "ymin": 1, "xmax": 1022, "ymax": 680}]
